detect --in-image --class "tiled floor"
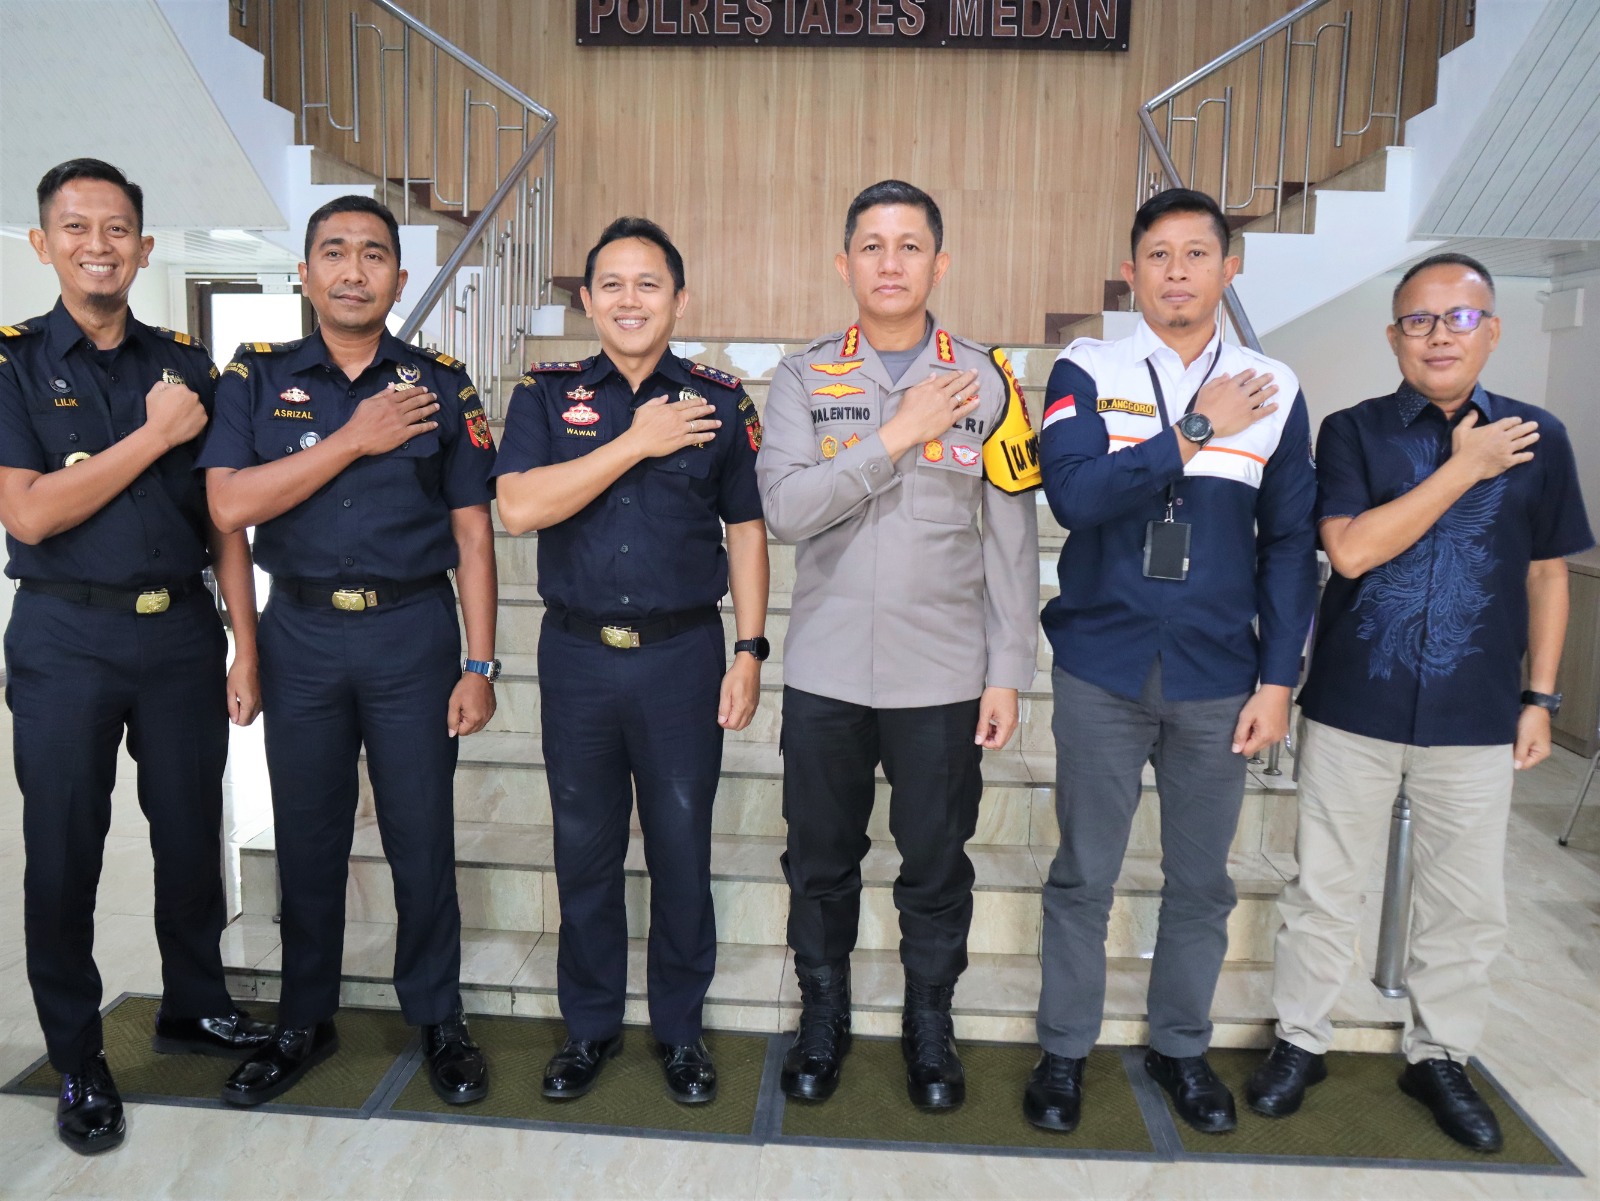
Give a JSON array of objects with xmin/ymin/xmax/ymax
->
[{"xmin": 0, "ymin": 711, "xmax": 1596, "ymax": 1199}]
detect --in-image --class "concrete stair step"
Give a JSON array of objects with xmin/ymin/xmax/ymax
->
[
  {"xmin": 237, "ymin": 818, "xmax": 1295, "ymax": 962},
  {"xmin": 220, "ymin": 918, "xmax": 1404, "ymax": 1052}
]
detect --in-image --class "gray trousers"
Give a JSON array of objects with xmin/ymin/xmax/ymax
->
[{"xmin": 1038, "ymin": 662, "xmax": 1249, "ymax": 1059}]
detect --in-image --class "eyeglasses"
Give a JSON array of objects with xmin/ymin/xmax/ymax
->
[{"xmin": 1393, "ymin": 308, "xmax": 1493, "ymax": 338}]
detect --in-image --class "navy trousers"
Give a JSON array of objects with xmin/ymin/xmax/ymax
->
[
  {"xmin": 258, "ymin": 582, "xmax": 463, "ymax": 1028},
  {"xmin": 537, "ymin": 617, "xmax": 725, "ymax": 1045},
  {"xmin": 6, "ymin": 588, "xmax": 233, "ymax": 1071}
]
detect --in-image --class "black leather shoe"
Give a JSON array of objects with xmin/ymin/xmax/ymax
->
[
  {"xmin": 220, "ymin": 1021, "xmax": 339, "ymax": 1107},
  {"xmin": 1144, "ymin": 1049, "xmax": 1238, "ymax": 1133},
  {"xmin": 152, "ymin": 1006, "xmax": 274, "ymax": 1059},
  {"xmin": 423, "ymin": 1011, "xmax": 488, "ymax": 1105},
  {"xmin": 541, "ymin": 1033, "xmax": 623, "ymax": 1099},
  {"xmin": 1398, "ymin": 1058, "xmax": 1503, "ymax": 1152},
  {"xmin": 1022, "ymin": 1052, "xmax": 1085, "ymax": 1133},
  {"xmin": 780, "ymin": 961, "xmax": 852, "ymax": 1102},
  {"xmin": 658, "ymin": 1038, "xmax": 717, "ymax": 1104},
  {"xmin": 57, "ymin": 1051, "xmax": 124, "ymax": 1155},
  {"xmin": 1245, "ymin": 1038, "xmax": 1328, "ymax": 1117},
  {"xmin": 901, "ymin": 974, "xmax": 965, "ymax": 1110}
]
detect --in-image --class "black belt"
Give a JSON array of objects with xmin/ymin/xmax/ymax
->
[
  {"xmin": 274, "ymin": 574, "xmax": 448, "ymax": 612},
  {"xmin": 19, "ymin": 575, "xmax": 206, "ymax": 615},
  {"xmin": 545, "ymin": 604, "xmax": 719, "ymax": 649}
]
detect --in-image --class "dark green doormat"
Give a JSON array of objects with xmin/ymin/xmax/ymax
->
[
  {"xmin": 383, "ymin": 1015, "xmax": 767, "ymax": 1140},
  {"xmin": 1143, "ymin": 1048, "xmax": 1574, "ymax": 1174},
  {"xmin": 778, "ymin": 1038, "xmax": 1154, "ymax": 1158},
  {"xmin": 2, "ymin": 994, "xmax": 417, "ymax": 1117}
]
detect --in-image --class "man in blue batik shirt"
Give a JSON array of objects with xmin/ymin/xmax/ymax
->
[{"xmin": 1247, "ymin": 253, "xmax": 1593, "ymax": 1153}]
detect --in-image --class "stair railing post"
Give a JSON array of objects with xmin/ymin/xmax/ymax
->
[{"xmin": 1372, "ymin": 785, "xmax": 1414, "ymax": 997}]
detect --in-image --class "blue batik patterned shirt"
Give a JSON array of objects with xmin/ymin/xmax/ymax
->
[{"xmin": 1297, "ymin": 382, "xmax": 1593, "ymax": 746}]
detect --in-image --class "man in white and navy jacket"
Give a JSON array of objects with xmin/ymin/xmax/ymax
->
[{"xmin": 1023, "ymin": 189, "xmax": 1318, "ymax": 1137}]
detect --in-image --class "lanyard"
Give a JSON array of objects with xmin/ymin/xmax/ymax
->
[{"xmin": 1144, "ymin": 345, "xmax": 1221, "ymax": 520}]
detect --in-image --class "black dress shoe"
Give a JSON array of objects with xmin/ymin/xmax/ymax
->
[
  {"xmin": 901, "ymin": 974, "xmax": 965, "ymax": 1110},
  {"xmin": 1245, "ymin": 1038, "xmax": 1327, "ymax": 1117},
  {"xmin": 57, "ymin": 1051, "xmax": 125, "ymax": 1155},
  {"xmin": 1398, "ymin": 1058, "xmax": 1503, "ymax": 1152},
  {"xmin": 658, "ymin": 1038, "xmax": 718, "ymax": 1104},
  {"xmin": 541, "ymin": 1033, "xmax": 623, "ymax": 1099},
  {"xmin": 781, "ymin": 961, "xmax": 852, "ymax": 1102},
  {"xmin": 1144, "ymin": 1049, "xmax": 1238, "ymax": 1133},
  {"xmin": 423, "ymin": 1011, "xmax": 488, "ymax": 1105},
  {"xmin": 152, "ymin": 1006, "xmax": 274, "ymax": 1059},
  {"xmin": 220, "ymin": 1020, "xmax": 339, "ymax": 1107},
  {"xmin": 1022, "ymin": 1052, "xmax": 1085, "ymax": 1133}
]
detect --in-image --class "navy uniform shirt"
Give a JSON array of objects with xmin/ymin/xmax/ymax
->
[
  {"xmin": 491, "ymin": 352, "xmax": 763, "ymax": 622},
  {"xmin": 1297, "ymin": 382, "xmax": 1594, "ymax": 747},
  {"xmin": 196, "ymin": 330, "xmax": 495, "ymax": 580},
  {"xmin": 0, "ymin": 300, "xmax": 219, "ymax": 587},
  {"xmin": 1039, "ymin": 321, "xmax": 1319, "ymax": 701}
]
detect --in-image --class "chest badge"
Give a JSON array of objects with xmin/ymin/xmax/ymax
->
[
  {"xmin": 843, "ymin": 433, "xmax": 861, "ymax": 449},
  {"xmin": 396, "ymin": 363, "xmax": 422, "ymax": 386},
  {"xmin": 810, "ymin": 361, "xmax": 863, "ymax": 377},
  {"xmin": 63, "ymin": 451, "xmax": 92, "ymax": 467},
  {"xmin": 566, "ymin": 385, "xmax": 595, "ymax": 402},
  {"xmin": 820, "ymin": 435, "xmax": 839, "ymax": 460},
  {"xmin": 951, "ymin": 445, "xmax": 979, "ymax": 468},
  {"xmin": 562, "ymin": 401, "xmax": 600, "ymax": 427},
  {"xmin": 813, "ymin": 383, "xmax": 865, "ymax": 399},
  {"xmin": 51, "ymin": 377, "xmax": 70, "ymax": 393},
  {"xmin": 161, "ymin": 368, "xmax": 186, "ymax": 386},
  {"xmin": 279, "ymin": 387, "xmax": 311, "ymax": 405},
  {"xmin": 922, "ymin": 441, "xmax": 945, "ymax": 463},
  {"xmin": 299, "ymin": 431, "xmax": 320, "ymax": 449}
]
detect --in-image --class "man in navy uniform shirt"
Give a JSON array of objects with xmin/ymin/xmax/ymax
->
[
  {"xmin": 1028, "ymin": 188, "xmax": 1318, "ymax": 1135},
  {"xmin": 494, "ymin": 217, "xmax": 768, "ymax": 1105},
  {"xmin": 1247, "ymin": 253, "xmax": 1593, "ymax": 1151},
  {"xmin": 199, "ymin": 196, "xmax": 498, "ymax": 1108},
  {"xmin": 0, "ymin": 159, "xmax": 271, "ymax": 1154}
]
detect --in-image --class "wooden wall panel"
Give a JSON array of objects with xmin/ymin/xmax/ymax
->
[{"xmin": 234, "ymin": 0, "xmax": 1462, "ymax": 343}]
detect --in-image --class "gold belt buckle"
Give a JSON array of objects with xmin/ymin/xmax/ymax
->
[
  {"xmin": 332, "ymin": 589, "xmax": 368, "ymax": 612},
  {"xmin": 134, "ymin": 588, "xmax": 170, "ymax": 615},
  {"xmin": 600, "ymin": 625, "xmax": 640, "ymax": 649}
]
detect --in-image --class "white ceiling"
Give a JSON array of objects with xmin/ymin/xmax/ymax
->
[
  {"xmin": 1407, "ymin": 235, "xmax": 1600, "ymax": 278},
  {"xmin": 1416, "ymin": 0, "xmax": 1600, "ymax": 241},
  {"xmin": 0, "ymin": 0, "xmax": 284, "ymax": 230}
]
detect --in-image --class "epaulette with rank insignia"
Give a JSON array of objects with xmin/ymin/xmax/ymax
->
[
  {"xmin": 526, "ymin": 360, "xmax": 585, "ymax": 373},
  {"xmin": 687, "ymin": 361, "xmax": 741, "ymax": 391},
  {"xmin": 154, "ymin": 326, "xmax": 197, "ymax": 347},
  {"xmin": 235, "ymin": 340, "xmax": 294, "ymax": 354},
  {"xmin": 0, "ymin": 323, "xmax": 36, "ymax": 339},
  {"xmin": 421, "ymin": 347, "xmax": 466, "ymax": 371}
]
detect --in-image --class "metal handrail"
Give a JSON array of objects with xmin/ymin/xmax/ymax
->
[
  {"xmin": 1135, "ymin": 0, "xmax": 1474, "ymax": 353},
  {"xmin": 234, "ymin": 0, "xmax": 557, "ymax": 413}
]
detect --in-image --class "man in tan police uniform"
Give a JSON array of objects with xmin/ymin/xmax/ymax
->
[{"xmin": 757, "ymin": 180, "xmax": 1040, "ymax": 1110}]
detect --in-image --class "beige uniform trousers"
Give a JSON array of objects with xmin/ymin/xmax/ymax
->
[{"xmin": 1272, "ymin": 718, "xmax": 1513, "ymax": 1062}]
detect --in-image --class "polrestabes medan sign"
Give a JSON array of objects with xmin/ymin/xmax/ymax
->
[{"xmin": 578, "ymin": 1, "xmax": 1131, "ymax": 51}]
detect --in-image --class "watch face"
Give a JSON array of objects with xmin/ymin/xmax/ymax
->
[{"xmin": 1178, "ymin": 412, "xmax": 1212, "ymax": 442}]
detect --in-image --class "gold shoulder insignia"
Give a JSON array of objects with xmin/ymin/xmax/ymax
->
[
  {"xmin": 425, "ymin": 348, "xmax": 466, "ymax": 370},
  {"xmin": 0, "ymin": 323, "xmax": 33, "ymax": 338},
  {"xmin": 688, "ymin": 361, "xmax": 741, "ymax": 390},
  {"xmin": 982, "ymin": 347, "xmax": 1041, "ymax": 494}
]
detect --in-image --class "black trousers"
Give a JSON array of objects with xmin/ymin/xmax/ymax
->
[
  {"xmin": 538, "ymin": 618, "xmax": 724, "ymax": 1045},
  {"xmin": 780, "ymin": 686, "xmax": 983, "ymax": 984},
  {"xmin": 258, "ymin": 584, "xmax": 463, "ymax": 1029},
  {"xmin": 6, "ymin": 588, "xmax": 233, "ymax": 1071}
]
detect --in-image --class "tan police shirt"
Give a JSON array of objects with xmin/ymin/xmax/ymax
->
[{"xmin": 756, "ymin": 319, "xmax": 1041, "ymax": 708}]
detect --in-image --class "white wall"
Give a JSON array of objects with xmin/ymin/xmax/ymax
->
[
  {"xmin": 0, "ymin": 232, "xmax": 176, "ymax": 329},
  {"xmin": 1543, "ymin": 256, "xmax": 1600, "ymax": 516},
  {"xmin": 1261, "ymin": 271, "xmax": 1554, "ymax": 437}
]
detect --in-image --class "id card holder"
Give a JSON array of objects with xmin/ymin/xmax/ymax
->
[{"xmin": 1143, "ymin": 518, "xmax": 1191, "ymax": 581}]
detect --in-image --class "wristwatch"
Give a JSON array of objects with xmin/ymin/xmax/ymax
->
[
  {"xmin": 1176, "ymin": 412, "xmax": 1214, "ymax": 448},
  {"xmin": 463, "ymin": 658, "xmax": 502, "ymax": 682},
  {"xmin": 733, "ymin": 637, "xmax": 771, "ymax": 662},
  {"xmin": 1520, "ymin": 690, "xmax": 1562, "ymax": 715}
]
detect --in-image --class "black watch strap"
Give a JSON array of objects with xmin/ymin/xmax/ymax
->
[
  {"xmin": 1521, "ymin": 690, "xmax": 1562, "ymax": 715},
  {"xmin": 734, "ymin": 637, "xmax": 770, "ymax": 662}
]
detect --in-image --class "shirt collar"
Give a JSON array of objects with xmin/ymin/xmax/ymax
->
[
  {"xmin": 1394, "ymin": 379, "xmax": 1494, "ymax": 426},
  {"xmin": 1130, "ymin": 316, "xmax": 1223, "ymax": 371},
  {"xmin": 285, "ymin": 328, "xmax": 413, "ymax": 376},
  {"xmin": 586, "ymin": 348, "xmax": 693, "ymax": 394},
  {"xmin": 43, "ymin": 297, "xmax": 146, "ymax": 360}
]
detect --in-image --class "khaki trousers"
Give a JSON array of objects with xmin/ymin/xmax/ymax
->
[{"xmin": 1272, "ymin": 719, "xmax": 1513, "ymax": 1062}]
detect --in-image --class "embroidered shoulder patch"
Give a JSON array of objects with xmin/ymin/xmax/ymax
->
[{"xmin": 688, "ymin": 362, "xmax": 741, "ymax": 390}]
